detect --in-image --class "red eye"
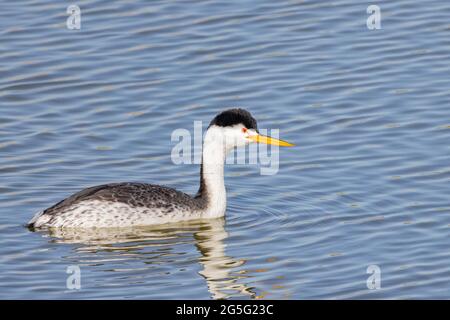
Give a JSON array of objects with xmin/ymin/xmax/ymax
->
[{"xmin": 242, "ymin": 128, "xmax": 247, "ymax": 133}]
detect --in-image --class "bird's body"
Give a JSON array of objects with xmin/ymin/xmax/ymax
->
[
  {"xmin": 28, "ymin": 183, "xmax": 208, "ymax": 228},
  {"xmin": 28, "ymin": 108, "xmax": 293, "ymax": 229}
]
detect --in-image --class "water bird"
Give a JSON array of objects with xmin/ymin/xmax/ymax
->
[{"xmin": 28, "ymin": 108, "xmax": 294, "ymax": 229}]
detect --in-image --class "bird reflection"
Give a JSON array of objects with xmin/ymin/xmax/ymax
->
[
  {"xmin": 41, "ymin": 218, "xmax": 255, "ymax": 299},
  {"xmin": 194, "ymin": 218, "xmax": 255, "ymax": 299}
]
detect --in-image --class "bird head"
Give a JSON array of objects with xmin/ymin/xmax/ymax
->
[{"xmin": 206, "ymin": 108, "xmax": 294, "ymax": 151}]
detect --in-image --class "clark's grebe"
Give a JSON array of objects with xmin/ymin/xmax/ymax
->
[{"xmin": 28, "ymin": 108, "xmax": 294, "ymax": 229}]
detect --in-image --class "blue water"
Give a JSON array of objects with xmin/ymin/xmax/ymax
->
[{"xmin": 0, "ymin": 0, "xmax": 450, "ymax": 299}]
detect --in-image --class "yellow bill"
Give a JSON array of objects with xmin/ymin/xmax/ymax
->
[{"xmin": 249, "ymin": 134, "xmax": 295, "ymax": 147}]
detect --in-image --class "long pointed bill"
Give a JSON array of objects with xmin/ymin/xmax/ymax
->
[{"xmin": 249, "ymin": 134, "xmax": 295, "ymax": 147}]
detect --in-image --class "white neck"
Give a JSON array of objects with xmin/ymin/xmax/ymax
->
[{"xmin": 198, "ymin": 127, "xmax": 227, "ymax": 218}]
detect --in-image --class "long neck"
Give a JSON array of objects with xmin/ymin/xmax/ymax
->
[{"xmin": 196, "ymin": 128, "xmax": 227, "ymax": 218}]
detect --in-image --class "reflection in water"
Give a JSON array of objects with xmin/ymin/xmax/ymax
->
[
  {"xmin": 194, "ymin": 219, "xmax": 255, "ymax": 299},
  {"xmin": 42, "ymin": 218, "xmax": 255, "ymax": 299}
]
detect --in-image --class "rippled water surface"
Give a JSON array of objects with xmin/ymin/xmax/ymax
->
[{"xmin": 1, "ymin": 0, "xmax": 450, "ymax": 299}]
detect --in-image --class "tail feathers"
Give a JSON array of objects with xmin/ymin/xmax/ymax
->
[{"xmin": 27, "ymin": 211, "xmax": 51, "ymax": 229}]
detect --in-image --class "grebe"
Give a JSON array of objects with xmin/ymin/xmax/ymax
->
[{"xmin": 28, "ymin": 108, "xmax": 293, "ymax": 229}]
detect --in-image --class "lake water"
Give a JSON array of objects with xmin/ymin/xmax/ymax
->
[{"xmin": 1, "ymin": 0, "xmax": 450, "ymax": 299}]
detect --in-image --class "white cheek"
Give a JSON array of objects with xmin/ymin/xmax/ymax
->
[
  {"xmin": 238, "ymin": 132, "xmax": 250, "ymax": 146},
  {"xmin": 237, "ymin": 135, "xmax": 247, "ymax": 147}
]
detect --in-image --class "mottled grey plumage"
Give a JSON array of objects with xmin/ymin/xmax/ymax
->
[
  {"xmin": 28, "ymin": 182, "xmax": 208, "ymax": 229},
  {"xmin": 45, "ymin": 183, "xmax": 207, "ymax": 216}
]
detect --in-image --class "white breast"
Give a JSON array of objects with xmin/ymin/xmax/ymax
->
[{"xmin": 31, "ymin": 200, "xmax": 204, "ymax": 228}]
